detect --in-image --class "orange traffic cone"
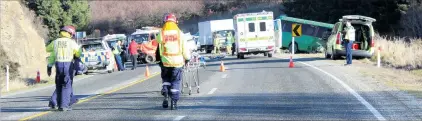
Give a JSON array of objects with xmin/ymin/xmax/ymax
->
[
  {"xmin": 36, "ymin": 69, "xmax": 41, "ymax": 83},
  {"xmin": 220, "ymin": 61, "xmax": 226, "ymax": 72},
  {"xmin": 289, "ymin": 56, "xmax": 295, "ymax": 68},
  {"xmin": 145, "ymin": 64, "xmax": 150, "ymax": 77}
]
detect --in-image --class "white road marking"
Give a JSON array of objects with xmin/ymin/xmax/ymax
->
[
  {"xmin": 221, "ymin": 74, "xmax": 228, "ymax": 78},
  {"xmin": 207, "ymin": 88, "xmax": 218, "ymax": 95},
  {"xmin": 299, "ymin": 62, "xmax": 386, "ymax": 121},
  {"xmin": 173, "ymin": 116, "xmax": 185, "ymax": 121}
]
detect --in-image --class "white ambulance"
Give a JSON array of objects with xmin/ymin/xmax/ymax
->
[{"xmin": 233, "ymin": 11, "xmax": 275, "ymax": 59}]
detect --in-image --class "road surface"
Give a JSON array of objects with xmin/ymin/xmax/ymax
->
[{"xmin": 1, "ymin": 54, "xmax": 422, "ymax": 120}]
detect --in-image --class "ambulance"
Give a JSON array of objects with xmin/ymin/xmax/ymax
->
[{"xmin": 233, "ymin": 11, "xmax": 275, "ymax": 59}]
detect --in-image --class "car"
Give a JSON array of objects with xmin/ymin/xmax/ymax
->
[
  {"xmin": 80, "ymin": 38, "xmax": 116, "ymax": 73},
  {"xmin": 325, "ymin": 15, "xmax": 377, "ymax": 60}
]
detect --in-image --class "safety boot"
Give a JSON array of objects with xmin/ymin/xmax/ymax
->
[
  {"xmin": 162, "ymin": 92, "xmax": 169, "ymax": 108},
  {"xmin": 171, "ymin": 100, "xmax": 177, "ymax": 110},
  {"xmin": 48, "ymin": 104, "xmax": 57, "ymax": 111}
]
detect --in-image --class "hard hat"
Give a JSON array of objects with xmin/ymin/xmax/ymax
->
[
  {"xmin": 163, "ymin": 13, "xmax": 177, "ymax": 23},
  {"xmin": 61, "ymin": 25, "xmax": 76, "ymax": 36}
]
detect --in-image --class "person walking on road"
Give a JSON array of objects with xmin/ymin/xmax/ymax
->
[
  {"xmin": 128, "ymin": 39, "xmax": 138, "ymax": 70},
  {"xmin": 46, "ymin": 25, "xmax": 81, "ymax": 111},
  {"xmin": 343, "ymin": 21, "xmax": 355, "ymax": 66},
  {"xmin": 47, "ymin": 53, "xmax": 81, "ymax": 110},
  {"xmin": 156, "ymin": 13, "xmax": 191, "ymax": 110},
  {"xmin": 112, "ymin": 40, "xmax": 125, "ymax": 71}
]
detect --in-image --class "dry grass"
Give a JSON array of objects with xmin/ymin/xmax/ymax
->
[
  {"xmin": 1, "ymin": 1, "xmax": 50, "ymax": 93},
  {"xmin": 373, "ymin": 34, "xmax": 422, "ymax": 70}
]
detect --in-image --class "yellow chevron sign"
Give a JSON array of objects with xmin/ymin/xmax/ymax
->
[{"xmin": 292, "ymin": 24, "xmax": 302, "ymax": 37}]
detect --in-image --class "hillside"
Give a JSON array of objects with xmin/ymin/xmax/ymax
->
[
  {"xmin": 0, "ymin": 1, "xmax": 49, "ymax": 92},
  {"xmin": 88, "ymin": 0, "xmax": 283, "ymax": 34}
]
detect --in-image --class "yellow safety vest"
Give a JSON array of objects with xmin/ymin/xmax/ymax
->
[
  {"xmin": 53, "ymin": 38, "xmax": 80, "ymax": 62},
  {"xmin": 157, "ymin": 22, "xmax": 190, "ymax": 68}
]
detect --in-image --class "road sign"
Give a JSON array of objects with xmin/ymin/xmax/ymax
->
[{"xmin": 292, "ymin": 24, "xmax": 302, "ymax": 37}]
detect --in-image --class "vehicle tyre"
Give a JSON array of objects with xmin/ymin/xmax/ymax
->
[
  {"xmin": 107, "ymin": 70, "xmax": 113, "ymax": 73},
  {"xmin": 237, "ymin": 54, "xmax": 240, "ymax": 59},
  {"xmin": 289, "ymin": 42, "xmax": 298, "ymax": 54},
  {"xmin": 263, "ymin": 52, "xmax": 268, "ymax": 56},
  {"xmin": 206, "ymin": 50, "xmax": 212, "ymax": 54},
  {"xmin": 331, "ymin": 48, "xmax": 338, "ymax": 60},
  {"xmin": 325, "ymin": 51, "xmax": 331, "ymax": 59},
  {"xmin": 145, "ymin": 55, "xmax": 156, "ymax": 64},
  {"xmin": 239, "ymin": 53, "xmax": 245, "ymax": 59},
  {"xmin": 268, "ymin": 53, "xmax": 273, "ymax": 58}
]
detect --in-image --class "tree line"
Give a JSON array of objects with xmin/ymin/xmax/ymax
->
[{"xmin": 24, "ymin": 0, "xmax": 90, "ymax": 41}]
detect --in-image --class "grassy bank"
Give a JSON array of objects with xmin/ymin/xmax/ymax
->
[{"xmin": 373, "ymin": 34, "xmax": 422, "ymax": 70}]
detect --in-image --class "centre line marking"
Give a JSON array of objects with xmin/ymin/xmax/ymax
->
[
  {"xmin": 173, "ymin": 116, "xmax": 185, "ymax": 121},
  {"xmin": 207, "ymin": 88, "xmax": 218, "ymax": 95},
  {"xmin": 300, "ymin": 62, "xmax": 386, "ymax": 121}
]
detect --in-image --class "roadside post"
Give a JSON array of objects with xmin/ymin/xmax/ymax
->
[
  {"xmin": 377, "ymin": 47, "xmax": 381, "ymax": 68},
  {"xmin": 290, "ymin": 24, "xmax": 302, "ymax": 68},
  {"xmin": 6, "ymin": 64, "xmax": 9, "ymax": 92}
]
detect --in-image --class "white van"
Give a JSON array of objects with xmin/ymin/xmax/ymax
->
[{"xmin": 233, "ymin": 11, "xmax": 275, "ymax": 59}]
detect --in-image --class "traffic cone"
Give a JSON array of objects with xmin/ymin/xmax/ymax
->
[
  {"xmin": 220, "ymin": 61, "xmax": 226, "ymax": 72},
  {"xmin": 145, "ymin": 64, "xmax": 150, "ymax": 77},
  {"xmin": 36, "ymin": 69, "xmax": 41, "ymax": 83},
  {"xmin": 289, "ymin": 56, "xmax": 295, "ymax": 68}
]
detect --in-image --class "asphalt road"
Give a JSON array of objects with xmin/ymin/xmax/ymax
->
[{"xmin": 2, "ymin": 54, "xmax": 422, "ymax": 120}]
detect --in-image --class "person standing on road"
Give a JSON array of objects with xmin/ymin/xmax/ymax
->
[
  {"xmin": 46, "ymin": 25, "xmax": 81, "ymax": 111},
  {"xmin": 343, "ymin": 21, "xmax": 355, "ymax": 66},
  {"xmin": 112, "ymin": 40, "xmax": 125, "ymax": 71},
  {"xmin": 156, "ymin": 13, "xmax": 191, "ymax": 110},
  {"xmin": 128, "ymin": 39, "xmax": 138, "ymax": 70},
  {"xmin": 213, "ymin": 33, "xmax": 221, "ymax": 54},
  {"xmin": 226, "ymin": 32, "xmax": 234, "ymax": 55}
]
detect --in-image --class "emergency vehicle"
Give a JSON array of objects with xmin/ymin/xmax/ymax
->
[
  {"xmin": 233, "ymin": 11, "xmax": 275, "ymax": 59},
  {"xmin": 128, "ymin": 27, "xmax": 160, "ymax": 64},
  {"xmin": 80, "ymin": 37, "xmax": 117, "ymax": 73}
]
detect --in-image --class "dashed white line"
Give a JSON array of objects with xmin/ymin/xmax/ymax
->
[
  {"xmin": 299, "ymin": 62, "xmax": 386, "ymax": 121},
  {"xmin": 207, "ymin": 88, "xmax": 218, "ymax": 95},
  {"xmin": 221, "ymin": 74, "xmax": 228, "ymax": 78},
  {"xmin": 173, "ymin": 116, "xmax": 185, "ymax": 121}
]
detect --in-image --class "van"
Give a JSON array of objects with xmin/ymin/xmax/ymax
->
[{"xmin": 325, "ymin": 15, "xmax": 376, "ymax": 60}]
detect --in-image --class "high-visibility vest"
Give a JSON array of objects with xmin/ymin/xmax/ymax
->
[
  {"xmin": 344, "ymin": 26, "xmax": 356, "ymax": 41},
  {"xmin": 52, "ymin": 38, "xmax": 80, "ymax": 62},
  {"xmin": 157, "ymin": 22, "xmax": 190, "ymax": 68}
]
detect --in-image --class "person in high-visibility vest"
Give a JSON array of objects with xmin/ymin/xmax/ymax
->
[
  {"xmin": 156, "ymin": 13, "xmax": 191, "ymax": 110},
  {"xmin": 46, "ymin": 25, "xmax": 81, "ymax": 111},
  {"xmin": 112, "ymin": 40, "xmax": 125, "ymax": 71},
  {"xmin": 226, "ymin": 32, "xmax": 234, "ymax": 55},
  {"xmin": 343, "ymin": 21, "xmax": 355, "ymax": 66},
  {"xmin": 213, "ymin": 33, "xmax": 221, "ymax": 54}
]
